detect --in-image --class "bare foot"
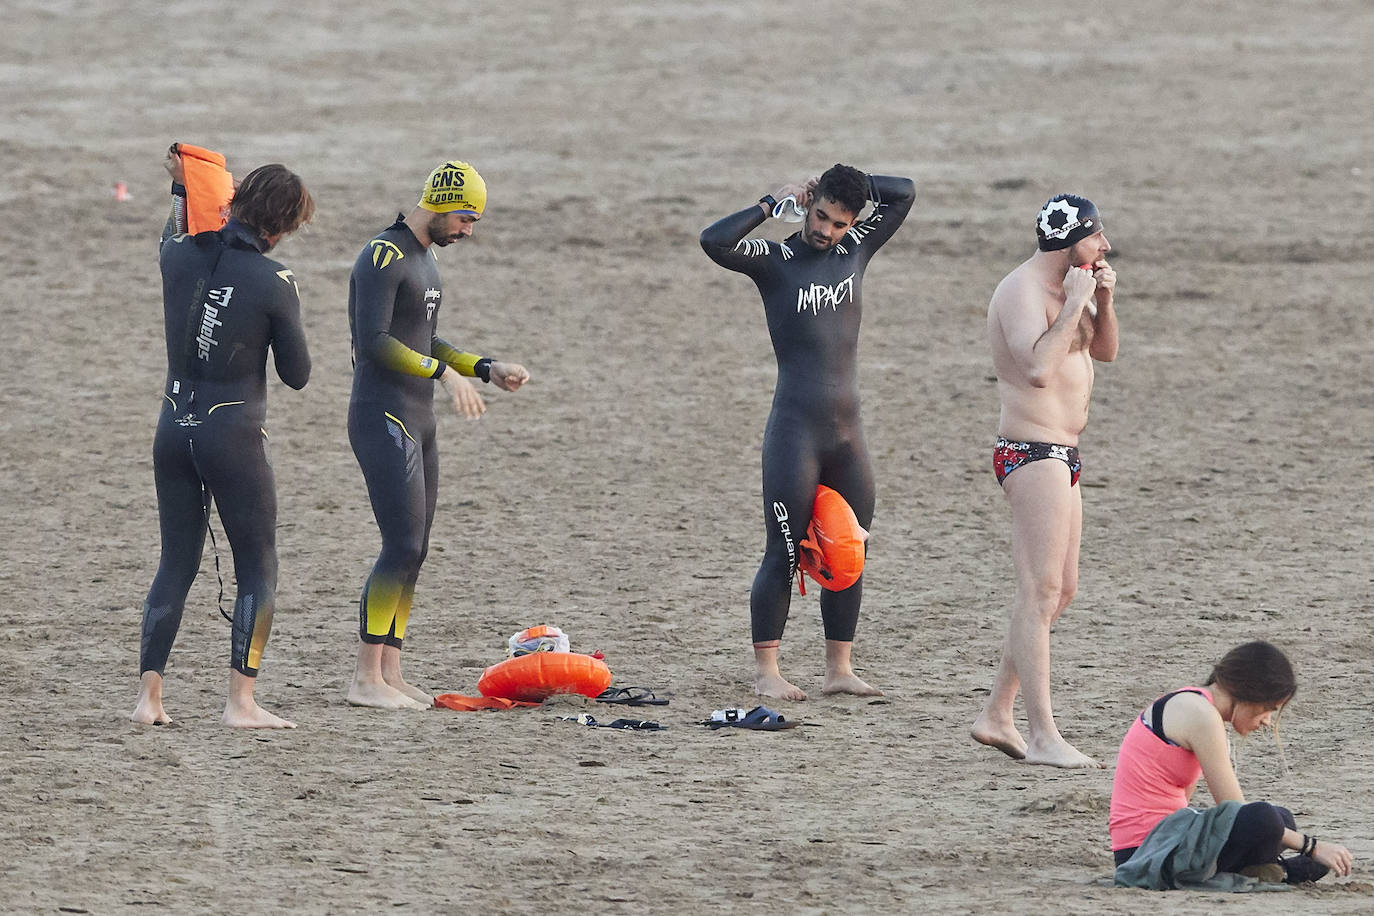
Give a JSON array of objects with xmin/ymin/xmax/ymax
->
[
  {"xmin": 131, "ymin": 672, "xmax": 172, "ymax": 725},
  {"xmin": 131, "ymin": 694, "xmax": 171, "ymax": 725},
  {"xmin": 755, "ymin": 672, "xmax": 807, "ymax": 701},
  {"xmin": 1023, "ymin": 738, "xmax": 1103, "ymax": 769},
  {"xmin": 346, "ymin": 680, "xmax": 428, "ymax": 710},
  {"xmin": 380, "ymin": 645, "xmax": 433, "ymax": 707},
  {"xmin": 223, "ymin": 700, "xmax": 297, "ymax": 729},
  {"xmin": 383, "ymin": 676, "xmax": 433, "ymax": 707},
  {"xmin": 971, "ymin": 715, "xmax": 1028, "ymax": 760},
  {"xmin": 821, "ymin": 672, "xmax": 884, "ymax": 696}
]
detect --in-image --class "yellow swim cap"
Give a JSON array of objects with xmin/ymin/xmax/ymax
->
[{"xmin": 418, "ymin": 160, "xmax": 486, "ymax": 215}]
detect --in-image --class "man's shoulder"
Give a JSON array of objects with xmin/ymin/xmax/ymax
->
[
  {"xmin": 354, "ymin": 225, "xmax": 419, "ymax": 275},
  {"xmin": 215, "ymin": 247, "xmax": 297, "ymax": 302},
  {"xmin": 159, "ymin": 227, "xmax": 223, "ymax": 271},
  {"xmin": 989, "ymin": 262, "xmax": 1046, "ymax": 310},
  {"xmin": 158, "ymin": 232, "xmax": 193, "ymax": 265}
]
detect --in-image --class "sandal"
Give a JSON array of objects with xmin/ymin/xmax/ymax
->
[
  {"xmin": 700, "ymin": 705, "xmax": 799, "ymax": 731},
  {"xmin": 595, "ymin": 686, "xmax": 669, "ymax": 707},
  {"xmin": 558, "ymin": 713, "xmax": 666, "ymax": 730}
]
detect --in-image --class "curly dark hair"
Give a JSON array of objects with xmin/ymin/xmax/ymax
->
[
  {"xmin": 230, "ymin": 164, "xmax": 315, "ymax": 239},
  {"xmin": 814, "ymin": 163, "xmax": 868, "ymax": 216}
]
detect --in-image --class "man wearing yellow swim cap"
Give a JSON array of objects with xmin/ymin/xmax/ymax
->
[{"xmin": 344, "ymin": 159, "xmax": 530, "ymax": 710}]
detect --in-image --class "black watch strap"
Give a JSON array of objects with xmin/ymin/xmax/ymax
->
[{"xmin": 758, "ymin": 194, "xmax": 777, "ymax": 212}]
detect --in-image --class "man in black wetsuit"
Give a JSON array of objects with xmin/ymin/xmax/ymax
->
[
  {"xmin": 346, "ymin": 160, "xmax": 530, "ymax": 710},
  {"xmin": 701, "ymin": 164, "xmax": 915, "ymax": 700},
  {"xmin": 133, "ymin": 149, "xmax": 315, "ymax": 729}
]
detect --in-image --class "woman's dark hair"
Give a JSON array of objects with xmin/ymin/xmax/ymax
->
[
  {"xmin": 814, "ymin": 163, "xmax": 868, "ymax": 217},
  {"xmin": 1204, "ymin": 640, "xmax": 1296, "ymax": 705},
  {"xmin": 230, "ymin": 164, "xmax": 315, "ymax": 238}
]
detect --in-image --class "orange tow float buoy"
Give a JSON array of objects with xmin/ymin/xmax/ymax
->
[
  {"xmin": 174, "ymin": 143, "xmax": 235, "ymax": 234},
  {"xmin": 477, "ymin": 651, "xmax": 613, "ymax": 703},
  {"xmin": 797, "ymin": 484, "xmax": 868, "ymax": 595}
]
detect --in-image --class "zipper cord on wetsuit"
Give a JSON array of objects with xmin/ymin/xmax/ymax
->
[
  {"xmin": 180, "ymin": 232, "xmax": 230, "ymax": 379},
  {"xmin": 210, "ymin": 515, "xmax": 230, "ymax": 624},
  {"xmin": 187, "ymin": 438, "xmax": 230, "ymax": 623}
]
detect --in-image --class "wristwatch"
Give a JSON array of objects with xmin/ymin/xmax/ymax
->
[{"xmin": 758, "ymin": 194, "xmax": 777, "ymax": 211}]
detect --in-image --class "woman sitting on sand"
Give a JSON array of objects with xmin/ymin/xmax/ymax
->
[{"xmin": 1109, "ymin": 640, "xmax": 1352, "ymax": 887}]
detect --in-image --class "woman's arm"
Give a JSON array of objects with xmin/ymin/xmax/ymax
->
[
  {"xmin": 1162, "ymin": 691, "xmax": 1244, "ymax": 803},
  {"xmin": 1280, "ymin": 830, "xmax": 1353, "ymax": 876}
]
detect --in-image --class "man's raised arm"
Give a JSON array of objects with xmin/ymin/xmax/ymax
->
[
  {"xmin": 699, "ymin": 201, "xmax": 771, "ymax": 274},
  {"xmin": 847, "ymin": 174, "xmax": 915, "ymax": 253},
  {"xmin": 998, "ymin": 268, "xmax": 1096, "ymax": 388}
]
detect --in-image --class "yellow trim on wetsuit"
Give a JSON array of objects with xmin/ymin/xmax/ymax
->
[
  {"xmin": 431, "ymin": 338, "xmax": 484, "ymax": 378},
  {"xmin": 450, "ymin": 351, "xmax": 483, "ymax": 378},
  {"xmin": 163, "ymin": 394, "xmax": 176, "ymax": 410},
  {"xmin": 246, "ymin": 610, "xmax": 272, "ymax": 672},
  {"xmin": 392, "ymin": 590, "xmax": 414, "ymax": 641},
  {"xmin": 362, "ymin": 574, "xmax": 406, "ymax": 640},
  {"xmin": 207, "ymin": 400, "xmax": 246, "ymax": 415},
  {"xmin": 384, "ymin": 411, "xmax": 415, "ymax": 443},
  {"xmin": 375, "ymin": 336, "xmax": 447, "ymax": 379}
]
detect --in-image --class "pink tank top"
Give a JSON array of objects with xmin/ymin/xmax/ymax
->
[{"xmin": 1108, "ymin": 687, "xmax": 1213, "ymax": 851}]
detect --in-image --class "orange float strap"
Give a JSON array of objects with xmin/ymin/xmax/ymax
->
[
  {"xmin": 433, "ymin": 694, "xmax": 540, "ymax": 711},
  {"xmin": 477, "ymin": 652, "xmax": 613, "ymax": 703},
  {"xmin": 796, "ymin": 484, "xmax": 868, "ymax": 595},
  {"xmin": 175, "ymin": 143, "xmax": 235, "ymax": 234}
]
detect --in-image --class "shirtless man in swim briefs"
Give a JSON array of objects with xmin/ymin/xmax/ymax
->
[{"xmin": 972, "ymin": 194, "xmax": 1117, "ymax": 768}]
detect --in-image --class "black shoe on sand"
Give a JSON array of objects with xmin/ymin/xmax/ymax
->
[{"xmin": 1280, "ymin": 855, "xmax": 1329, "ymax": 885}]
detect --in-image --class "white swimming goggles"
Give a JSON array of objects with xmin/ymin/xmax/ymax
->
[{"xmin": 771, "ymin": 195, "xmax": 806, "ymax": 223}]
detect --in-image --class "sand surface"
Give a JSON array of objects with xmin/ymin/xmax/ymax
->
[{"xmin": 2, "ymin": 1, "xmax": 1372, "ymax": 912}]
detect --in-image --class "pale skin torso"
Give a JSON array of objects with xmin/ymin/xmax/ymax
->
[{"xmin": 988, "ymin": 256, "xmax": 1105, "ymax": 444}]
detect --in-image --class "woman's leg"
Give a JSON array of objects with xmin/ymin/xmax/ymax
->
[{"xmin": 1216, "ymin": 802, "xmax": 1289, "ymax": 872}]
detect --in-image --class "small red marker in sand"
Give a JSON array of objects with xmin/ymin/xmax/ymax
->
[{"xmin": 113, "ymin": 181, "xmax": 130, "ymax": 201}]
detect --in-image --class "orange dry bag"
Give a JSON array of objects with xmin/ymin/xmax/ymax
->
[
  {"xmin": 797, "ymin": 485, "xmax": 868, "ymax": 594},
  {"xmin": 175, "ymin": 143, "xmax": 235, "ymax": 234},
  {"xmin": 477, "ymin": 652, "xmax": 613, "ymax": 703}
]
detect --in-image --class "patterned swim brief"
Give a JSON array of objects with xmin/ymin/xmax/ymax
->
[{"xmin": 993, "ymin": 437, "xmax": 1081, "ymax": 487}]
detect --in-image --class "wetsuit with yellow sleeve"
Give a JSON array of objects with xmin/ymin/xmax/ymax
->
[
  {"xmin": 141, "ymin": 187, "xmax": 310, "ymax": 678},
  {"xmin": 347, "ymin": 215, "xmax": 491, "ymax": 648},
  {"xmin": 700, "ymin": 174, "xmax": 915, "ymax": 646}
]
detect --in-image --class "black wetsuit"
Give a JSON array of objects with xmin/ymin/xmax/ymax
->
[
  {"xmin": 700, "ymin": 175, "xmax": 915, "ymax": 644},
  {"xmin": 347, "ymin": 216, "xmax": 489, "ymax": 648},
  {"xmin": 141, "ymin": 203, "xmax": 310, "ymax": 678}
]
